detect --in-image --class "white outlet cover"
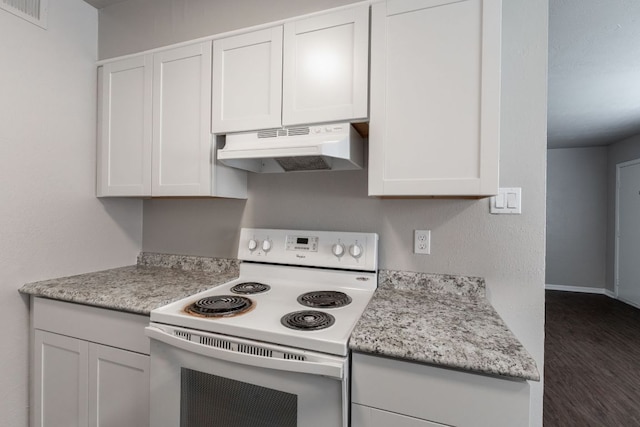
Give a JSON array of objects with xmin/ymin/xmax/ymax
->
[{"xmin": 414, "ymin": 230, "xmax": 431, "ymax": 254}]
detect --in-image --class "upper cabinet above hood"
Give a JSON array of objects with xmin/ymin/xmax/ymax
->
[{"xmin": 211, "ymin": 5, "xmax": 370, "ymax": 139}]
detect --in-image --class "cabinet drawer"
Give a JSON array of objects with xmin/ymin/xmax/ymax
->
[
  {"xmin": 352, "ymin": 403, "xmax": 446, "ymax": 427},
  {"xmin": 351, "ymin": 352, "xmax": 529, "ymax": 427},
  {"xmin": 33, "ymin": 297, "xmax": 149, "ymax": 355}
]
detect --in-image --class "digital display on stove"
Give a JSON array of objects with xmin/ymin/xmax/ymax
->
[{"xmin": 286, "ymin": 235, "xmax": 318, "ymax": 252}]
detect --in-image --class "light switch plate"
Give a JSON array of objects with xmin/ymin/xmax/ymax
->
[{"xmin": 490, "ymin": 188, "xmax": 522, "ymax": 214}]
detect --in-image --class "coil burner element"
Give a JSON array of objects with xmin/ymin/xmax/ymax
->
[
  {"xmin": 185, "ymin": 296, "xmax": 253, "ymax": 318},
  {"xmin": 230, "ymin": 282, "xmax": 271, "ymax": 295},
  {"xmin": 297, "ymin": 291, "xmax": 352, "ymax": 308},
  {"xmin": 281, "ymin": 311, "xmax": 335, "ymax": 331}
]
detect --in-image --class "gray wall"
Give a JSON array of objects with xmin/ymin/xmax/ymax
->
[
  {"xmin": 606, "ymin": 134, "xmax": 640, "ymax": 291},
  {"xmin": 99, "ymin": 1, "xmax": 548, "ymax": 425},
  {"xmin": 0, "ymin": 1, "xmax": 142, "ymax": 424},
  {"xmin": 98, "ymin": 0, "xmax": 361, "ymax": 59},
  {"xmin": 546, "ymin": 147, "xmax": 608, "ymax": 288}
]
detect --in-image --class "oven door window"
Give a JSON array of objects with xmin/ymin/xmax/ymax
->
[{"xmin": 181, "ymin": 368, "xmax": 297, "ymax": 427}]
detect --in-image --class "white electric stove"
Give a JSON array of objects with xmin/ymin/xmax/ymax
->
[{"xmin": 146, "ymin": 228, "xmax": 378, "ymax": 427}]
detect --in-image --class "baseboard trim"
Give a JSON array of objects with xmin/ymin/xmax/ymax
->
[
  {"xmin": 546, "ymin": 284, "xmax": 616, "ymax": 298},
  {"xmin": 617, "ymin": 296, "xmax": 640, "ymax": 310},
  {"xmin": 604, "ymin": 289, "xmax": 616, "ymax": 299}
]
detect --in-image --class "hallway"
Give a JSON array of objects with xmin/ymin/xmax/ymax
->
[{"xmin": 544, "ymin": 291, "xmax": 640, "ymax": 426}]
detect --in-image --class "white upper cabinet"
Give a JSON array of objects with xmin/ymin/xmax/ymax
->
[
  {"xmin": 152, "ymin": 42, "xmax": 213, "ymax": 196},
  {"xmin": 97, "ymin": 42, "xmax": 247, "ymax": 198},
  {"xmin": 212, "ymin": 27, "xmax": 283, "ymax": 133},
  {"xmin": 282, "ymin": 5, "xmax": 369, "ymax": 126},
  {"xmin": 97, "ymin": 55, "xmax": 152, "ymax": 197},
  {"xmin": 211, "ymin": 4, "xmax": 369, "ymax": 134},
  {"xmin": 368, "ymin": 0, "xmax": 501, "ymax": 197}
]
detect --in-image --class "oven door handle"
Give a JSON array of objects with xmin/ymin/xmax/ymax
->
[{"xmin": 145, "ymin": 325, "xmax": 345, "ymax": 379}]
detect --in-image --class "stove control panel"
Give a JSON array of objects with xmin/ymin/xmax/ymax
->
[
  {"xmin": 239, "ymin": 228, "xmax": 379, "ymax": 271},
  {"xmin": 285, "ymin": 235, "xmax": 319, "ymax": 252}
]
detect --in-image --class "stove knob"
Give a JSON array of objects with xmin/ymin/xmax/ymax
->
[
  {"xmin": 262, "ymin": 239, "xmax": 272, "ymax": 252},
  {"xmin": 332, "ymin": 243, "xmax": 345, "ymax": 258},
  {"xmin": 248, "ymin": 239, "xmax": 258, "ymax": 251},
  {"xmin": 349, "ymin": 243, "xmax": 363, "ymax": 259}
]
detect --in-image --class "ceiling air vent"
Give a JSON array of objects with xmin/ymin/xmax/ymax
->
[{"xmin": 1, "ymin": 0, "xmax": 48, "ymax": 29}]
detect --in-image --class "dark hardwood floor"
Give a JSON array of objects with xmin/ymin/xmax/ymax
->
[{"xmin": 544, "ymin": 291, "xmax": 640, "ymax": 426}]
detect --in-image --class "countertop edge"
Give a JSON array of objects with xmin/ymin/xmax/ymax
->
[
  {"xmin": 349, "ymin": 346, "xmax": 540, "ymax": 381},
  {"xmin": 19, "ymin": 257, "xmax": 241, "ymax": 315}
]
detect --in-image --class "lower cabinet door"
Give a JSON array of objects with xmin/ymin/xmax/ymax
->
[
  {"xmin": 34, "ymin": 331, "xmax": 89, "ymax": 427},
  {"xmin": 33, "ymin": 330, "xmax": 150, "ymax": 427},
  {"xmin": 88, "ymin": 343, "xmax": 150, "ymax": 427},
  {"xmin": 352, "ymin": 404, "xmax": 447, "ymax": 427}
]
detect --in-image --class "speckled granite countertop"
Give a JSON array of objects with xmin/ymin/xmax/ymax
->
[
  {"xmin": 18, "ymin": 253, "xmax": 239, "ymax": 315},
  {"xmin": 349, "ymin": 270, "xmax": 540, "ymax": 381},
  {"xmin": 20, "ymin": 255, "xmax": 539, "ymax": 381}
]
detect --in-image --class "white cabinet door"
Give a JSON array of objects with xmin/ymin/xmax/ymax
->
[
  {"xmin": 97, "ymin": 44, "xmax": 246, "ymax": 198},
  {"xmin": 212, "ymin": 27, "xmax": 283, "ymax": 134},
  {"xmin": 368, "ymin": 0, "xmax": 501, "ymax": 197},
  {"xmin": 33, "ymin": 331, "xmax": 89, "ymax": 427},
  {"xmin": 352, "ymin": 404, "xmax": 446, "ymax": 427},
  {"xmin": 97, "ymin": 55, "xmax": 152, "ymax": 197},
  {"xmin": 351, "ymin": 352, "xmax": 530, "ymax": 427},
  {"xmin": 282, "ymin": 5, "xmax": 369, "ymax": 126},
  {"xmin": 88, "ymin": 343, "xmax": 150, "ymax": 427},
  {"xmin": 152, "ymin": 42, "xmax": 213, "ymax": 196}
]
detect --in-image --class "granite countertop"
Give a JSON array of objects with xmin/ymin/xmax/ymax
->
[
  {"xmin": 349, "ymin": 270, "xmax": 540, "ymax": 381},
  {"xmin": 18, "ymin": 253, "xmax": 240, "ymax": 315},
  {"xmin": 20, "ymin": 254, "xmax": 539, "ymax": 381}
]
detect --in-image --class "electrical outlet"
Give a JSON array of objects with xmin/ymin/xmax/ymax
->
[{"xmin": 414, "ymin": 230, "xmax": 431, "ymax": 254}]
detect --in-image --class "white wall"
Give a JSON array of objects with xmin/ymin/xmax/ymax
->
[
  {"xmin": 546, "ymin": 147, "xmax": 608, "ymax": 289},
  {"xmin": 0, "ymin": 1, "xmax": 142, "ymax": 425},
  {"xmin": 100, "ymin": 0, "xmax": 548, "ymax": 425}
]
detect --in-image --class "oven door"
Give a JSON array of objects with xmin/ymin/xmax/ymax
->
[{"xmin": 146, "ymin": 324, "xmax": 348, "ymax": 427}]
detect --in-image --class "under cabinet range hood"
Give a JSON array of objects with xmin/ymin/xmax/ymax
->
[{"xmin": 217, "ymin": 123, "xmax": 364, "ymax": 173}]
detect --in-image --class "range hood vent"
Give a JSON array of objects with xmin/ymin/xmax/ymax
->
[{"xmin": 218, "ymin": 123, "xmax": 364, "ymax": 173}]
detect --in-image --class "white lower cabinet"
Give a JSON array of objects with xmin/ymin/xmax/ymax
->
[
  {"xmin": 88, "ymin": 343, "xmax": 150, "ymax": 427},
  {"xmin": 31, "ymin": 298, "xmax": 150, "ymax": 427},
  {"xmin": 34, "ymin": 331, "xmax": 89, "ymax": 427},
  {"xmin": 352, "ymin": 404, "xmax": 446, "ymax": 427},
  {"xmin": 351, "ymin": 353, "xmax": 530, "ymax": 427}
]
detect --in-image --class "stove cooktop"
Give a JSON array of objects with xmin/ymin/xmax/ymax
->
[
  {"xmin": 151, "ymin": 263, "xmax": 377, "ymax": 356},
  {"xmin": 150, "ymin": 228, "xmax": 379, "ymax": 356}
]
